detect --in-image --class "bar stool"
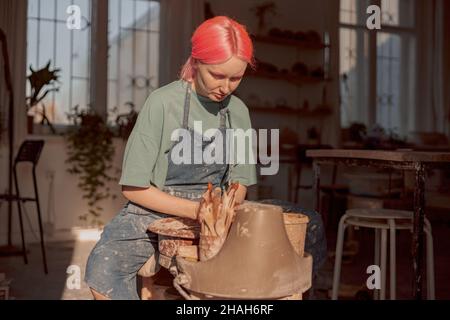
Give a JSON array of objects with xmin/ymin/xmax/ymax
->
[
  {"xmin": 332, "ymin": 208, "xmax": 435, "ymax": 300},
  {"xmin": 0, "ymin": 140, "xmax": 48, "ymax": 274}
]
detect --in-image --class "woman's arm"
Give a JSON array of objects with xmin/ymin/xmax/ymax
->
[
  {"xmin": 123, "ymin": 184, "xmax": 246, "ymax": 219},
  {"xmin": 122, "ymin": 186, "xmax": 199, "ymax": 219}
]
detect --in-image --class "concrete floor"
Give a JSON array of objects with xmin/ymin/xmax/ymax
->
[
  {"xmin": 0, "ymin": 239, "xmax": 183, "ymax": 300},
  {"xmin": 1, "ymin": 240, "xmax": 98, "ymax": 299},
  {"xmin": 1, "ymin": 218, "xmax": 449, "ymax": 300}
]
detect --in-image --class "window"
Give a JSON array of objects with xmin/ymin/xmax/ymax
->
[
  {"xmin": 27, "ymin": 0, "xmax": 91, "ymax": 126},
  {"xmin": 339, "ymin": 0, "xmax": 416, "ymax": 135},
  {"xmin": 107, "ymin": 0, "xmax": 160, "ymax": 124},
  {"xmin": 26, "ymin": 0, "xmax": 160, "ymax": 129}
]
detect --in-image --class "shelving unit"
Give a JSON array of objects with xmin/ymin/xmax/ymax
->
[
  {"xmin": 249, "ymin": 106, "xmax": 332, "ymax": 117},
  {"xmin": 247, "ymin": 32, "xmax": 332, "ymax": 118},
  {"xmin": 252, "ymin": 35, "xmax": 329, "ymax": 50},
  {"xmin": 246, "ymin": 70, "xmax": 331, "ymax": 86}
]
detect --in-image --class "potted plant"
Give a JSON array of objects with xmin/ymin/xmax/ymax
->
[
  {"xmin": 26, "ymin": 61, "xmax": 60, "ymax": 134},
  {"xmin": 65, "ymin": 105, "xmax": 116, "ymax": 227}
]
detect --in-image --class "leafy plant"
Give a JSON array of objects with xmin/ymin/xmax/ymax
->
[
  {"xmin": 109, "ymin": 102, "xmax": 138, "ymax": 140},
  {"xmin": 65, "ymin": 105, "xmax": 116, "ymax": 226},
  {"xmin": 26, "ymin": 61, "xmax": 61, "ymax": 133}
]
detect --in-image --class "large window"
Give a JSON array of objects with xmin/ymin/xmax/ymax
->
[
  {"xmin": 107, "ymin": 0, "xmax": 159, "ymax": 124},
  {"xmin": 26, "ymin": 0, "xmax": 160, "ymax": 129},
  {"xmin": 27, "ymin": 0, "xmax": 91, "ymax": 126},
  {"xmin": 339, "ymin": 0, "xmax": 416, "ymax": 135}
]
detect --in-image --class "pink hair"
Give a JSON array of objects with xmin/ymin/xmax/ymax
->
[{"xmin": 180, "ymin": 16, "xmax": 255, "ymax": 81}]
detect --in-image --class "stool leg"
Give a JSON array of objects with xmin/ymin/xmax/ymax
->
[
  {"xmin": 424, "ymin": 219, "xmax": 435, "ymax": 300},
  {"xmin": 332, "ymin": 215, "xmax": 348, "ymax": 300},
  {"xmin": 33, "ymin": 168, "xmax": 48, "ymax": 274},
  {"xmin": 389, "ymin": 219, "xmax": 396, "ymax": 300},
  {"xmin": 374, "ymin": 229, "xmax": 380, "ymax": 300},
  {"xmin": 380, "ymin": 228, "xmax": 387, "ymax": 300}
]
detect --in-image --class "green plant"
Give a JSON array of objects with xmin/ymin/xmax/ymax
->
[
  {"xmin": 26, "ymin": 61, "xmax": 61, "ymax": 133},
  {"xmin": 110, "ymin": 102, "xmax": 138, "ymax": 140},
  {"xmin": 65, "ymin": 105, "xmax": 116, "ymax": 226}
]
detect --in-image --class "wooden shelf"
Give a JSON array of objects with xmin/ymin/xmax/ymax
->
[
  {"xmin": 249, "ymin": 106, "xmax": 332, "ymax": 117},
  {"xmin": 246, "ymin": 70, "xmax": 331, "ymax": 86},
  {"xmin": 252, "ymin": 35, "xmax": 329, "ymax": 50}
]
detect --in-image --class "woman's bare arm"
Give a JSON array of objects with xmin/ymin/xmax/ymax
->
[
  {"xmin": 122, "ymin": 186, "xmax": 199, "ymax": 219},
  {"xmin": 122, "ymin": 183, "xmax": 247, "ymax": 220}
]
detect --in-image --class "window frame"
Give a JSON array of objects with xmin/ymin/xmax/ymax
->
[
  {"xmin": 339, "ymin": 0, "xmax": 417, "ymax": 131},
  {"xmin": 25, "ymin": 0, "xmax": 160, "ymax": 134}
]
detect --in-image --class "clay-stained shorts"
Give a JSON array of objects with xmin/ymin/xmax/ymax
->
[{"xmin": 84, "ymin": 202, "xmax": 167, "ymax": 299}]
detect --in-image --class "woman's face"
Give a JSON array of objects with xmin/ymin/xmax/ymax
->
[{"xmin": 192, "ymin": 56, "xmax": 247, "ymax": 102}]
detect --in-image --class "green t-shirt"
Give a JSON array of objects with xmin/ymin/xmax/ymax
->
[{"xmin": 119, "ymin": 79, "xmax": 257, "ymax": 189}]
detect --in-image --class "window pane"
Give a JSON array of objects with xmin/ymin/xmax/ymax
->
[
  {"xmin": 39, "ymin": 0, "xmax": 55, "ymax": 20},
  {"xmin": 340, "ymin": 0, "xmax": 358, "ymax": 25},
  {"xmin": 340, "ymin": 0, "xmax": 371, "ymax": 26},
  {"xmin": 107, "ymin": 0, "xmax": 160, "ymax": 124},
  {"xmin": 376, "ymin": 32, "xmax": 400, "ymax": 131},
  {"xmin": 339, "ymin": 28, "xmax": 369, "ymax": 127},
  {"xmin": 376, "ymin": 32, "xmax": 415, "ymax": 133},
  {"xmin": 28, "ymin": 0, "xmax": 39, "ymax": 18},
  {"xmin": 72, "ymin": 23, "xmax": 90, "ymax": 78},
  {"xmin": 381, "ymin": 0, "xmax": 415, "ymax": 28},
  {"xmin": 57, "ymin": 0, "xmax": 73, "ymax": 21},
  {"xmin": 26, "ymin": 0, "xmax": 91, "ymax": 127}
]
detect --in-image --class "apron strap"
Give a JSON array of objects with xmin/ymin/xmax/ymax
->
[
  {"xmin": 219, "ymin": 107, "xmax": 229, "ymax": 128},
  {"xmin": 182, "ymin": 82, "xmax": 192, "ymax": 129}
]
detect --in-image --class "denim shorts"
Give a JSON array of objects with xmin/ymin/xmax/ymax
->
[{"xmin": 84, "ymin": 202, "xmax": 168, "ymax": 300}]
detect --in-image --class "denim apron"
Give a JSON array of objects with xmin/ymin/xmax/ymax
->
[{"xmin": 85, "ymin": 82, "xmax": 230, "ymax": 299}]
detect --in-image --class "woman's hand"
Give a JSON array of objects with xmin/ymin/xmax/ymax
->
[{"xmin": 234, "ymin": 184, "xmax": 247, "ymax": 205}]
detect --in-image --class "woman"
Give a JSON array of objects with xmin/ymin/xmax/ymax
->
[{"xmin": 85, "ymin": 16, "xmax": 257, "ymax": 300}]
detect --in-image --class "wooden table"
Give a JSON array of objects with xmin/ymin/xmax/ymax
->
[{"xmin": 306, "ymin": 149, "xmax": 450, "ymax": 300}]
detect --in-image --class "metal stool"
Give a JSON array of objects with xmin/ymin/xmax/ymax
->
[
  {"xmin": 0, "ymin": 140, "xmax": 48, "ymax": 274},
  {"xmin": 332, "ymin": 208, "xmax": 435, "ymax": 300}
]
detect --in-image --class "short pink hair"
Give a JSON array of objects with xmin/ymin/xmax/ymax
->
[{"xmin": 180, "ymin": 16, "xmax": 255, "ymax": 81}]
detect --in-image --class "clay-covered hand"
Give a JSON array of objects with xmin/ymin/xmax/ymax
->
[
  {"xmin": 197, "ymin": 183, "xmax": 213, "ymax": 234},
  {"xmin": 198, "ymin": 182, "xmax": 240, "ymax": 261}
]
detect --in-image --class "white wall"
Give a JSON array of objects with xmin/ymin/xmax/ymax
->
[{"xmin": 0, "ymin": 137, "xmax": 127, "ymax": 245}]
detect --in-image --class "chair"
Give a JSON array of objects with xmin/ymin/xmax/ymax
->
[
  {"xmin": 332, "ymin": 208, "xmax": 435, "ymax": 300},
  {"xmin": 0, "ymin": 140, "xmax": 48, "ymax": 274},
  {"xmin": 292, "ymin": 144, "xmax": 348, "ymax": 227}
]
